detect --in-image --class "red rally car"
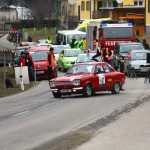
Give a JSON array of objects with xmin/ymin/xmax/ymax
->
[
  {"xmin": 28, "ymin": 46, "xmax": 57, "ymax": 79},
  {"xmin": 49, "ymin": 62, "xmax": 125, "ymax": 98}
]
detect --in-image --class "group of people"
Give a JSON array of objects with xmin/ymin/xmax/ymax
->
[
  {"xmin": 92, "ymin": 45, "xmax": 114, "ymax": 68},
  {"xmin": 20, "ymin": 51, "xmax": 35, "ymax": 81},
  {"xmin": 69, "ymin": 36, "xmax": 86, "ymax": 50}
]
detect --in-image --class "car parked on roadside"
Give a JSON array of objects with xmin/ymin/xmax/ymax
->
[
  {"xmin": 12, "ymin": 46, "xmax": 31, "ymax": 66},
  {"xmin": 52, "ymin": 45, "xmax": 70, "ymax": 61},
  {"xmin": 27, "ymin": 46, "xmax": 57, "ymax": 79},
  {"xmin": 57, "ymin": 48, "xmax": 83, "ymax": 72},
  {"xmin": 113, "ymin": 42, "xmax": 145, "ymax": 72},
  {"xmin": 49, "ymin": 62, "xmax": 125, "ymax": 98},
  {"xmin": 124, "ymin": 50, "xmax": 150, "ymax": 76}
]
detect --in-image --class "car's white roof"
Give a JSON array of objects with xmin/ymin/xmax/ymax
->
[
  {"xmin": 58, "ymin": 30, "xmax": 86, "ymax": 35},
  {"xmin": 130, "ymin": 49, "xmax": 150, "ymax": 53}
]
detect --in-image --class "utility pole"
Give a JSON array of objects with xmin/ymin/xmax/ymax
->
[{"xmin": 56, "ymin": 0, "xmax": 58, "ymax": 34}]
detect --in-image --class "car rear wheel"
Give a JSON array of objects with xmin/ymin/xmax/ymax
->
[
  {"xmin": 52, "ymin": 92, "xmax": 62, "ymax": 98},
  {"xmin": 111, "ymin": 82, "xmax": 120, "ymax": 94},
  {"xmin": 83, "ymin": 84, "xmax": 92, "ymax": 97}
]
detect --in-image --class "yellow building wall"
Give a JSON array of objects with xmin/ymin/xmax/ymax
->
[
  {"xmin": 123, "ymin": 0, "xmax": 134, "ymax": 5},
  {"xmin": 80, "ymin": 0, "xmax": 91, "ymax": 20},
  {"xmin": 146, "ymin": 0, "xmax": 150, "ymax": 24}
]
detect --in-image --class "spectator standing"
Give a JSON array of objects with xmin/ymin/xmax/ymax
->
[
  {"xmin": 78, "ymin": 37, "xmax": 84, "ymax": 49},
  {"xmin": 56, "ymin": 35, "xmax": 61, "ymax": 45},
  {"xmin": 103, "ymin": 47, "xmax": 114, "ymax": 68},
  {"xmin": 92, "ymin": 45, "xmax": 114, "ymax": 67},
  {"xmin": 46, "ymin": 47, "xmax": 56, "ymax": 80},
  {"xmin": 20, "ymin": 52, "xmax": 27, "ymax": 66},
  {"xmin": 24, "ymin": 51, "xmax": 35, "ymax": 80},
  {"xmin": 46, "ymin": 36, "xmax": 53, "ymax": 44},
  {"xmin": 28, "ymin": 35, "xmax": 32, "ymax": 42},
  {"xmin": 143, "ymin": 39, "xmax": 150, "ymax": 49},
  {"xmin": 69, "ymin": 35, "xmax": 78, "ymax": 48},
  {"xmin": 83, "ymin": 37, "xmax": 87, "ymax": 51},
  {"xmin": 18, "ymin": 30, "xmax": 22, "ymax": 43}
]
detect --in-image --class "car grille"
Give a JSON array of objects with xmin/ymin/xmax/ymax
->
[{"xmin": 55, "ymin": 81, "xmax": 73, "ymax": 86}]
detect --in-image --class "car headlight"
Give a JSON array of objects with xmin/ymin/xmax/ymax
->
[
  {"xmin": 73, "ymin": 80, "xmax": 80, "ymax": 86},
  {"xmin": 49, "ymin": 81, "xmax": 56, "ymax": 87}
]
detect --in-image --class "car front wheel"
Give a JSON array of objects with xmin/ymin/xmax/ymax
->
[
  {"xmin": 52, "ymin": 92, "xmax": 62, "ymax": 98},
  {"xmin": 111, "ymin": 82, "xmax": 120, "ymax": 94},
  {"xmin": 83, "ymin": 84, "xmax": 92, "ymax": 97}
]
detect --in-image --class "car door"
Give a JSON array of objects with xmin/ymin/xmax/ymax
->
[
  {"xmin": 103, "ymin": 64, "xmax": 115, "ymax": 88},
  {"xmin": 94, "ymin": 64, "xmax": 108, "ymax": 91}
]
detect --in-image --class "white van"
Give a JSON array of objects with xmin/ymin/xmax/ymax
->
[{"xmin": 57, "ymin": 30, "xmax": 86, "ymax": 45}]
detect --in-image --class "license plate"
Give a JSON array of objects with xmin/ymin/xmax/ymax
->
[
  {"xmin": 60, "ymin": 89, "xmax": 71, "ymax": 93},
  {"xmin": 36, "ymin": 71, "xmax": 44, "ymax": 74}
]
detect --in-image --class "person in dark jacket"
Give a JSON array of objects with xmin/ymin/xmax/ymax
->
[
  {"xmin": 143, "ymin": 39, "xmax": 149, "ymax": 50},
  {"xmin": 46, "ymin": 47, "xmax": 56, "ymax": 80},
  {"xmin": 28, "ymin": 35, "xmax": 32, "ymax": 42}
]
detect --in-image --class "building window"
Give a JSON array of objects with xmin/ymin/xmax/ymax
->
[
  {"xmin": 149, "ymin": 0, "xmax": 150, "ymax": 12},
  {"xmin": 86, "ymin": 1, "xmax": 90, "ymax": 11},
  {"xmin": 102, "ymin": 1, "xmax": 113, "ymax": 8},
  {"xmin": 81, "ymin": 1, "xmax": 85, "ymax": 10},
  {"xmin": 134, "ymin": 1, "xmax": 143, "ymax": 6},
  {"xmin": 62, "ymin": 6, "xmax": 66, "ymax": 15}
]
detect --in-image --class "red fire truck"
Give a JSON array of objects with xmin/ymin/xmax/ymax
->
[{"xmin": 86, "ymin": 20, "xmax": 136, "ymax": 51}]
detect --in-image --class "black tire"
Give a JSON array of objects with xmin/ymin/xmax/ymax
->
[
  {"xmin": 52, "ymin": 92, "xmax": 62, "ymax": 98},
  {"xmin": 62, "ymin": 65, "xmax": 67, "ymax": 72},
  {"xmin": 83, "ymin": 84, "xmax": 92, "ymax": 97},
  {"xmin": 111, "ymin": 82, "xmax": 120, "ymax": 94}
]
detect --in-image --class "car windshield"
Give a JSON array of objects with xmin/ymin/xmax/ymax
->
[
  {"xmin": 30, "ymin": 50, "xmax": 49, "ymax": 61},
  {"xmin": 53, "ymin": 46, "xmax": 69, "ymax": 54},
  {"xmin": 66, "ymin": 64, "xmax": 95, "ymax": 74},
  {"xmin": 67, "ymin": 34, "xmax": 86, "ymax": 44},
  {"xmin": 103, "ymin": 27, "xmax": 133, "ymax": 38},
  {"xmin": 120, "ymin": 45, "xmax": 145, "ymax": 53},
  {"xmin": 131, "ymin": 52, "xmax": 147, "ymax": 60},
  {"xmin": 64, "ymin": 50, "xmax": 83, "ymax": 57},
  {"xmin": 76, "ymin": 54, "xmax": 101, "ymax": 63}
]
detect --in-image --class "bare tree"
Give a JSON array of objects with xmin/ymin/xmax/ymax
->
[{"xmin": 26, "ymin": 0, "xmax": 55, "ymax": 31}]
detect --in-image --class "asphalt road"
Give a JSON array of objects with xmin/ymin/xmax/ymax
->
[
  {"xmin": 0, "ymin": 75, "xmax": 150, "ymax": 150},
  {"xmin": 0, "ymin": 35, "xmax": 150, "ymax": 150}
]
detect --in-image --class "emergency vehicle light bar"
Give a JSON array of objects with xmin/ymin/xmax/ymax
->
[{"xmin": 101, "ymin": 23, "xmax": 133, "ymax": 28}]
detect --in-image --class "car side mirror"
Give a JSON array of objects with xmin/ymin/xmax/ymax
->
[{"xmin": 71, "ymin": 62, "xmax": 75, "ymax": 64}]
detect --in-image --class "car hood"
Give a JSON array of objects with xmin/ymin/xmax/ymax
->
[
  {"xmin": 64, "ymin": 57, "xmax": 77, "ymax": 62},
  {"xmin": 51, "ymin": 74, "xmax": 91, "ymax": 82},
  {"xmin": 131, "ymin": 60, "xmax": 149, "ymax": 66},
  {"xmin": 33, "ymin": 60, "xmax": 47, "ymax": 69}
]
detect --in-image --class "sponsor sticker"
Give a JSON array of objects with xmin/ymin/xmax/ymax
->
[{"xmin": 98, "ymin": 74, "xmax": 105, "ymax": 87}]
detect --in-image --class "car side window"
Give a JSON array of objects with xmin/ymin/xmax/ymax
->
[
  {"xmin": 103, "ymin": 64, "xmax": 113, "ymax": 73},
  {"xmin": 96, "ymin": 65, "xmax": 104, "ymax": 74}
]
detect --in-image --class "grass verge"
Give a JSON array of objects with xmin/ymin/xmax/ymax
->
[{"xmin": 0, "ymin": 66, "xmax": 38, "ymax": 98}]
